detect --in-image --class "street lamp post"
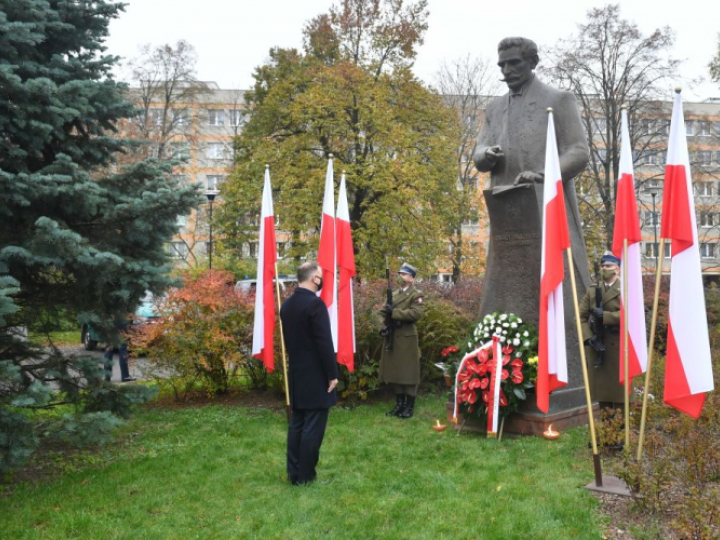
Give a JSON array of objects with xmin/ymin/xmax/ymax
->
[
  {"xmin": 206, "ymin": 190, "xmax": 217, "ymax": 269},
  {"xmin": 648, "ymin": 187, "xmax": 659, "ymax": 270}
]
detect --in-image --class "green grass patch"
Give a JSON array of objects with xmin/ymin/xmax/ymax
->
[
  {"xmin": 1, "ymin": 394, "xmax": 606, "ymax": 540},
  {"xmin": 28, "ymin": 330, "xmax": 80, "ymax": 347}
]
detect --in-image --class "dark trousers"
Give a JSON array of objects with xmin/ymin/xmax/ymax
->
[
  {"xmin": 103, "ymin": 342, "xmax": 130, "ymax": 381},
  {"xmin": 287, "ymin": 408, "xmax": 329, "ymax": 485}
]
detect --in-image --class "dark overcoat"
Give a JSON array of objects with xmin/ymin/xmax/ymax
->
[
  {"xmin": 378, "ymin": 285, "xmax": 424, "ymax": 385},
  {"xmin": 280, "ymin": 288, "xmax": 338, "ymax": 410},
  {"xmin": 579, "ymin": 279, "xmax": 624, "ymax": 404}
]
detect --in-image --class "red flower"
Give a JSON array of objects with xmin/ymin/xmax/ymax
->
[
  {"xmin": 478, "ymin": 349, "xmax": 489, "ymax": 362},
  {"xmin": 467, "ymin": 390, "xmax": 478, "ymax": 404},
  {"xmin": 469, "ymin": 378, "xmax": 482, "ymax": 389},
  {"xmin": 482, "ymin": 390, "xmax": 490, "ymax": 403},
  {"xmin": 511, "ymin": 370, "xmax": 524, "ymax": 384},
  {"xmin": 510, "ymin": 358, "xmax": 523, "ymax": 369},
  {"xmin": 479, "ymin": 377, "xmax": 490, "ymax": 390},
  {"xmin": 442, "ymin": 345, "xmax": 459, "ymax": 358},
  {"xmin": 502, "ymin": 345, "xmax": 514, "ymax": 355},
  {"xmin": 476, "ymin": 363, "xmax": 489, "ymax": 376},
  {"xmin": 501, "ymin": 369, "xmax": 509, "ymax": 380},
  {"xmin": 499, "ymin": 390, "xmax": 508, "ymax": 407},
  {"xmin": 502, "ymin": 355, "xmax": 511, "ymax": 366}
]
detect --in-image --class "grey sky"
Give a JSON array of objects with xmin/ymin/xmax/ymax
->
[{"xmin": 106, "ymin": 0, "xmax": 719, "ymax": 101}]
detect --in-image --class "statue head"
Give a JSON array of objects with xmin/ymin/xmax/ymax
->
[{"xmin": 497, "ymin": 37, "xmax": 539, "ymax": 93}]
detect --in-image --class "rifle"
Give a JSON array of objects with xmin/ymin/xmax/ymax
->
[
  {"xmin": 591, "ymin": 254, "xmax": 605, "ymax": 367},
  {"xmin": 384, "ymin": 257, "xmax": 394, "ymax": 351}
]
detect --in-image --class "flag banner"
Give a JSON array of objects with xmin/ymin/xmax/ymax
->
[
  {"xmin": 612, "ymin": 109, "xmax": 648, "ymax": 386},
  {"xmin": 537, "ymin": 109, "xmax": 570, "ymax": 414},
  {"xmin": 660, "ymin": 91, "xmax": 714, "ymax": 418},
  {"xmin": 251, "ymin": 167, "xmax": 278, "ymax": 372},
  {"xmin": 317, "ymin": 157, "xmax": 338, "ymax": 350},
  {"xmin": 486, "ymin": 337, "xmax": 503, "ymax": 436},
  {"xmin": 336, "ymin": 172, "xmax": 356, "ymax": 371}
]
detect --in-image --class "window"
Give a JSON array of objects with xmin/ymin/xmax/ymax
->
[
  {"xmin": 206, "ymin": 175, "xmax": 224, "ymax": 191},
  {"xmin": 645, "ymin": 242, "xmax": 671, "ymax": 258},
  {"xmin": 176, "ymin": 215, "xmax": 188, "ymax": 229},
  {"xmin": 248, "ymin": 242, "xmax": 257, "ymax": 258},
  {"xmin": 172, "ymin": 174, "xmax": 188, "ymax": 186},
  {"xmin": 696, "ymin": 151, "xmax": 712, "ymax": 164},
  {"xmin": 172, "ymin": 109, "xmax": 189, "ymax": 126},
  {"xmin": 205, "ymin": 143, "xmax": 228, "ymax": 160},
  {"xmin": 591, "ymin": 117, "xmax": 607, "ymax": 136},
  {"xmin": 593, "ymin": 148, "xmax": 607, "ymax": 162},
  {"xmin": 644, "ymin": 211, "xmax": 659, "ymax": 227},
  {"xmin": 229, "ymin": 109, "xmax": 245, "ymax": 126},
  {"xmin": 700, "ymin": 213, "xmax": 715, "ymax": 228},
  {"xmin": 207, "ymin": 109, "xmax": 225, "ymax": 126},
  {"xmin": 167, "ymin": 142, "xmax": 190, "ymax": 161},
  {"xmin": 697, "ymin": 121, "xmax": 711, "ymax": 136},
  {"xmin": 167, "ymin": 241, "xmax": 189, "ymax": 259},
  {"xmin": 148, "ymin": 108, "xmax": 164, "ymax": 126},
  {"xmin": 685, "ymin": 121, "xmax": 694, "ymax": 136},
  {"xmin": 700, "ymin": 243, "xmax": 716, "ymax": 259},
  {"xmin": 696, "ymin": 182, "xmax": 712, "ymax": 197},
  {"xmin": 644, "ymin": 178, "xmax": 662, "ymax": 191}
]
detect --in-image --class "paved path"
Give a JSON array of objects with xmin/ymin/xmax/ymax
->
[{"xmin": 57, "ymin": 345, "xmax": 148, "ymax": 383}]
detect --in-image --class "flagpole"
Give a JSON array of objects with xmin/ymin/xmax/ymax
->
[
  {"xmin": 567, "ymin": 247, "xmax": 603, "ymax": 487},
  {"xmin": 636, "ymin": 239, "xmax": 665, "ymax": 460},
  {"xmin": 623, "ymin": 239, "xmax": 630, "ymax": 452},
  {"xmin": 274, "ymin": 262, "xmax": 291, "ymax": 421}
]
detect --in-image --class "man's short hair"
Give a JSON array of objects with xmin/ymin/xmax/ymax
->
[
  {"xmin": 297, "ymin": 261, "xmax": 320, "ymax": 283},
  {"xmin": 498, "ymin": 37, "xmax": 539, "ymax": 62}
]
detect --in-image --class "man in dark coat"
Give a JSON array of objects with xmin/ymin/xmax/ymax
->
[
  {"xmin": 280, "ymin": 261, "xmax": 339, "ymax": 485},
  {"xmin": 379, "ymin": 263, "xmax": 425, "ymax": 419},
  {"xmin": 579, "ymin": 253, "xmax": 624, "ymax": 408}
]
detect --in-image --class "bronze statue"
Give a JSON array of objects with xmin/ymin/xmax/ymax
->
[{"xmin": 473, "ymin": 37, "xmax": 591, "ymax": 411}]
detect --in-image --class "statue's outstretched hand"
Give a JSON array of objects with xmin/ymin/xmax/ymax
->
[{"xmin": 485, "ymin": 145, "xmax": 504, "ymax": 165}]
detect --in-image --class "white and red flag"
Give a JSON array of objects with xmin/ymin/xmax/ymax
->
[
  {"xmin": 251, "ymin": 166, "xmax": 278, "ymax": 372},
  {"xmin": 660, "ymin": 91, "xmax": 714, "ymax": 418},
  {"xmin": 317, "ymin": 157, "xmax": 338, "ymax": 349},
  {"xmin": 336, "ymin": 172, "xmax": 356, "ymax": 371},
  {"xmin": 537, "ymin": 109, "xmax": 570, "ymax": 413},
  {"xmin": 612, "ymin": 109, "xmax": 648, "ymax": 387}
]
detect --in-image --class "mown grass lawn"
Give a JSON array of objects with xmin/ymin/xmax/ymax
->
[{"xmin": 1, "ymin": 394, "xmax": 605, "ymax": 540}]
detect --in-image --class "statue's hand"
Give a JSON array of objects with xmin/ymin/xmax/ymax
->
[
  {"xmin": 484, "ymin": 145, "xmax": 504, "ymax": 165},
  {"xmin": 513, "ymin": 171, "xmax": 543, "ymax": 185}
]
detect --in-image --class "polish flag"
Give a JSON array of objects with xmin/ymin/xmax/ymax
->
[
  {"xmin": 251, "ymin": 167, "xmax": 278, "ymax": 372},
  {"xmin": 317, "ymin": 157, "xmax": 338, "ymax": 349},
  {"xmin": 336, "ymin": 172, "xmax": 356, "ymax": 371},
  {"xmin": 612, "ymin": 109, "xmax": 648, "ymax": 386},
  {"xmin": 537, "ymin": 109, "xmax": 570, "ymax": 414},
  {"xmin": 660, "ymin": 91, "xmax": 714, "ymax": 418}
]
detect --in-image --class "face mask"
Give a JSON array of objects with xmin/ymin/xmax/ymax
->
[
  {"xmin": 601, "ymin": 268, "xmax": 616, "ymax": 281},
  {"xmin": 315, "ymin": 277, "xmax": 323, "ymax": 291}
]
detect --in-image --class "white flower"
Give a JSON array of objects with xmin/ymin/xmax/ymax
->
[
  {"xmin": 502, "ymin": 330, "xmax": 508, "ymax": 335},
  {"xmin": 499, "ymin": 336, "xmax": 506, "ymax": 342},
  {"xmin": 499, "ymin": 314, "xmax": 508, "ymax": 320},
  {"xmin": 510, "ymin": 322, "xmax": 517, "ymax": 329},
  {"xmin": 517, "ymin": 318, "xmax": 522, "ymax": 324},
  {"xmin": 502, "ymin": 322, "xmax": 509, "ymax": 328},
  {"xmin": 523, "ymin": 341, "xmax": 530, "ymax": 347},
  {"xmin": 513, "ymin": 338, "xmax": 520, "ymax": 346},
  {"xmin": 468, "ymin": 342, "xmax": 473, "ymax": 349},
  {"xmin": 495, "ymin": 327, "xmax": 502, "ymax": 334},
  {"xmin": 523, "ymin": 331, "xmax": 529, "ymax": 337},
  {"xmin": 515, "ymin": 351, "xmax": 522, "ymax": 357}
]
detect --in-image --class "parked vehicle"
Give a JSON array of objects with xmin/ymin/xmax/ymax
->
[
  {"xmin": 235, "ymin": 275, "xmax": 297, "ymax": 293},
  {"xmin": 81, "ymin": 293, "xmax": 161, "ymax": 351}
]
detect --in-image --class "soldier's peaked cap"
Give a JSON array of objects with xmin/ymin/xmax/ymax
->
[
  {"xmin": 600, "ymin": 252, "xmax": 621, "ymax": 266},
  {"xmin": 398, "ymin": 263, "xmax": 417, "ymax": 277}
]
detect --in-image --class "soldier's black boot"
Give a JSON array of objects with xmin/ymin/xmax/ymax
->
[
  {"xmin": 386, "ymin": 394, "xmax": 405, "ymax": 417},
  {"xmin": 398, "ymin": 395, "xmax": 416, "ymax": 419}
]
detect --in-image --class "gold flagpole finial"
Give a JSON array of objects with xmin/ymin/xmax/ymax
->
[
  {"xmin": 547, "ymin": 107, "xmax": 553, "ymax": 113},
  {"xmin": 328, "ymin": 153, "xmax": 334, "ymax": 159},
  {"xmin": 674, "ymin": 87, "xmax": 682, "ymax": 94}
]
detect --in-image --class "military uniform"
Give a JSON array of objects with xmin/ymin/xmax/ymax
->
[
  {"xmin": 579, "ymin": 279, "xmax": 623, "ymax": 404},
  {"xmin": 379, "ymin": 284, "xmax": 424, "ymax": 385}
]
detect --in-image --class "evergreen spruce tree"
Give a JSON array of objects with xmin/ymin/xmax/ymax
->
[{"xmin": 0, "ymin": 0, "xmax": 199, "ymax": 472}]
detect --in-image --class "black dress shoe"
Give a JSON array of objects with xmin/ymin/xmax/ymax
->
[{"xmin": 121, "ymin": 377, "xmax": 137, "ymax": 382}]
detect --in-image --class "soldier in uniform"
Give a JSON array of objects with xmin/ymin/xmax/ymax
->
[
  {"xmin": 579, "ymin": 253, "xmax": 624, "ymax": 408},
  {"xmin": 379, "ymin": 263, "xmax": 425, "ymax": 419}
]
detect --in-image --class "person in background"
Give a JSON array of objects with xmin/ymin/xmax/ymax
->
[{"xmin": 103, "ymin": 316, "xmax": 136, "ymax": 383}]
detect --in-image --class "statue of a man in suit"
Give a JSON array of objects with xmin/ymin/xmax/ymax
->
[{"xmin": 473, "ymin": 37, "xmax": 591, "ymax": 410}]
